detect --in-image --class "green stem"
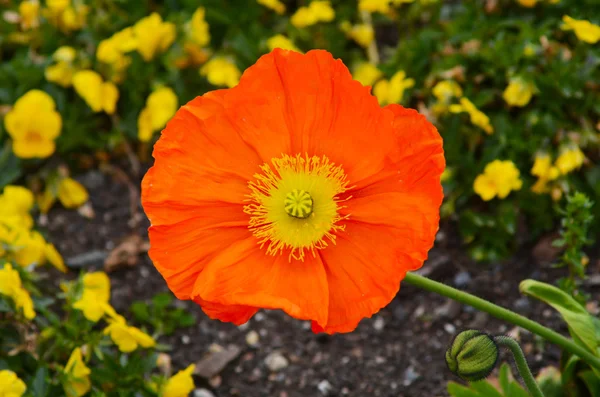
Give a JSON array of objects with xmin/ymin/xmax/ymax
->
[
  {"xmin": 494, "ymin": 336, "xmax": 544, "ymax": 397},
  {"xmin": 403, "ymin": 272, "xmax": 600, "ymax": 370}
]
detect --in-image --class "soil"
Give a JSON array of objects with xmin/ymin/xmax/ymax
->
[{"xmin": 43, "ymin": 164, "xmax": 599, "ymax": 397}]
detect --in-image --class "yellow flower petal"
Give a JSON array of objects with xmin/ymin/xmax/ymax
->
[
  {"xmin": 0, "ymin": 370, "xmax": 27, "ymax": 397},
  {"xmin": 162, "ymin": 364, "xmax": 196, "ymax": 397},
  {"xmin": 57, "ymin": 178, "xmax": 89, "ymax": 208}
]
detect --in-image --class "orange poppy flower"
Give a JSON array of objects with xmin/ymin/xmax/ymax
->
[{"xmin": 141, "ymin": 49, "xmax": 444, "ymax": 334}]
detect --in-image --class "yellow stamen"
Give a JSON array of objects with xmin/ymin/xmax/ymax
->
[
  {"xmin": 244, "ymin": 154, "xmax": 349, "ymax": 261},
  {"xmin": 284, "ymin": 189, "xmax": 313, "ymax": 219}
]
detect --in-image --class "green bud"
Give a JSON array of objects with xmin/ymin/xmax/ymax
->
[{"xmin": 446, "ymin": 330, "xmax": 499, "ymax": 382}]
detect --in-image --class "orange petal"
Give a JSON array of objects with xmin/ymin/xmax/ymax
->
[
  {"xmin": 194, "ymin": 297, "xmax": 258, "ymax": 326},
  {"xmin": 316, "ymin": 222, "xmax": 428, "ymax": 334},
  {"xmin": 192, "ymin": 237, "xmax": 329, "ymax": 327},
  {"xmin": 232, "ymin": 49, "xmax": 398, "ymax": 184},
  {"xmin": 148, "ymin": 217, "xmax": 250, "ymax": 300}
]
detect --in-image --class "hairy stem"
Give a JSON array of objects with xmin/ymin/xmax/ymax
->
[
  {"xmin": 495, "ymin": 336, "xmax": 544, "ymax": 397},
  {"xmin": 403, "ymin": 272, "xmax": 600, "ymax": 370}
]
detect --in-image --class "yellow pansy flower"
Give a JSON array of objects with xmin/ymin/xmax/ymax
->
[
  {"xmin": 200, "ymin": 57, "xmax": 241, "ymax": 88},
  {"xmin": 19, "ymin": 0, "xmax": 40, "ymax": 30},
  {"xmin": 0, "ymin": 264, "xmax": 36, "ymax": 319},
  {"xmin": 44, "ymin": 0, "xmax": 89, "ymax": 33},
  {"xmin": 137, "ymin": 107, "xmax": 154, "ymax": 143},
  {"xmin": 57, "ymin": 177, "xmax": 89, "ymax": 208},
  {"xmin": 0, "ymin": 185, "xmax": 35, "ymax": 230},
  {"xmin": 267, "ymin": 34, "xmax": 301, "ymax": 52},
  {"xmin": 133, "ymin": 13, "xmax": 176, "ymax": 61},
  {"xmin": 450, "ymin": 97, "xmax": 494, "ymax": 134},
  {"xmin": 161, "ymin": 364, "xmax": 196, "ymax": 397},
  {"xmin": 352, "ymin": 62, "xmax": 382, "ymax": 87},
  {"xmin": 147, "ymin": 87, "xmax": 179, "ymax": 130},
  {"xmin": 188, "ymin": 7, "xmax": 210, "ymax": 47},
  {"xmin": 12, "ymin": 230, "xmax": 46, "ymax": 267},
  {"xmin": 45, "ymin": 46, "xmax": 77, "ymax": 87},
  {"xmin": 555, "ymin": 147, "xmax": 585, "ymax": 175},
  {"xmin": 561, "ymin": 16, "xmax": 600, "ymax": 44},
  {"xmin": 359, "ymin": 0, "xmax": 413, "ymax": 14},
  {"xmin": 517, "ymin": 0, "xmax": 537, "ymax": 7},
  {"xmin": 97, "ymin": 27, "xmax": 137, "ymax": 65},
  {"xmin": 473, "ymin": 160, "xmax": 522, "ymax": 201},
  {"xmin": 291, "ymin": 1, "xmax": 335, "ymax": 28},
  {"xmin": 373, "ymin": 70, "xmax": 415, "ymax": 105},
  {"xmin": 44, "ymin": 243, "xmax": 67, "ymax": 273},
  {"xmin": 63, "ymin": 348, "xmax": 91, "ymax": 397},
  {"xmin": 4, "ymin": 90, "xmax": 62, "ymax": 159},
  {"xmin": 72, "ymin": 272, "xmax": 111, "ymax": 322},
  {"xmin": 530, "ymin": 153, "xmax": 559, "ymax": 194},
  {"xmin": 72, "ymin": 70, "xmax": 119, "ymax": 114},
  {"xmin": 257, "ymin": 0, "xmax": 286, "ymax": 14},
  {"xmin": 503, "ymin": 78, "xmax": 536, "ymax": 107},
  {"xmin": 0, "ymin": 370, "xmax": 27, "ymax": 397},
  {"xmin": 104, "ymin": 314, "xmax": 156, "ymax": 353},
  {"xmin": 433, "ymin": 80, "xmax": 463, "ymax": 102},
  {"xmin": 137, "ymin": 87, "xmax": 178, "ymax": 142},
  {"xmin": 343, "ymin": 23, "xmax": 375, "ymax": 48}
]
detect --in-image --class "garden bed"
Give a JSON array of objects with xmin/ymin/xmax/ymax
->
[{"xmin": 44, "ymin": 165, "xmax": 597, "ymax": 397}]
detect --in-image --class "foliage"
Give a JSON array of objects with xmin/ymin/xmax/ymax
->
[
  {"xmin": 552, "ymin": 192, "xmax": 594, "ymax": 304},
  {"xmin": 130, "ymin": 293, "xmax": 196, "ymax": 337}
]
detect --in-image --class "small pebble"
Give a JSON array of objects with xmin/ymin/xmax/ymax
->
[
  {"xmin": 265, "ymin": 352, "xmax": 289, "ymax": 372},
  {"xmin": 454, "ymin": 271, "xmax": 472, "ymax": 288},
  {"xmin": 373, "ymin": 316, "xmax": 385, "ymax": 331},
  {"xmin": 246, "ymin": 330, "xmax": 260, "ymax": 347},
  {"xmin": 443, "ymin": 323, "xmax": 456, "ymax": 334},
  {"xmin": 402, "ymin": 366, "xmax": 421, "ymax": 386},
  {"xmin": 317, "ymin": 380, "xmax": 333, "ymax": 395},
  {"xmin": 193, "ymin": 389, "xmax": 215, "ymax": 397},
  {"xmin": 181, "ymin": 335, "xmax": 190, "ymax": 344}
]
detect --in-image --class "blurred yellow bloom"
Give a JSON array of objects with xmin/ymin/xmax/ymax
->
[
  {"xmin": 352, "ymin": 62, "xmax": 382, "ymax": 86},
  {"xmin": 133, "ymin": 13, "xmax": 176, "ymax": 61},
  {"xmin": 450, "ymin": 97, "xmax": 494, "ymax": 134},
  {"xmin": 344, "ymin": 23, "xmax": 375, "ymax": 48},
  {"xmin": 188, "ymin": 7, "xmax": 210, "ymax": 47},
  {"xmin": 523, "ymin": 43, "xmax": 537, "ymax": 57},
  {"xmin": 267, "ymin": 34, "xmax": 301, "ymax": 52},
  {"xmin": 555, "ymin": 147, "xmax": 585, "ymax": 175},
  {"xmin": 73, "ymin": 70, "xmax": 119, "ymax": 114},
  {"xmin": 440, "ymin": 167, "xmax": 453, "ymax": 182},
  {"xmin": 0, "ymin": 264, "xmax": 36, "ymax": 319},
  {"xmin": 4, "ymin": 90, "xmax": 61, "ymax": 159},
  {"xmin": 13, "ymin": 230, "xmax": 46, "ymax": 267},
  {"xmin": 291, "ymin": 1, "xmax": 335, "ymax": 28},
  {"xmin": 200, "ymin": 57, "xmax": 241, "ymax": 88},
  {"xmin": 433, "ymin": 80, "xmax": 462, "ymax": 102},
  {"xmin": 373, "ymin": 70, "xmax": 415, "ymax": 105},
  {"xmin": 58, "ymin": 177, "xmax": 89, "ymax": 208},
  {"xmin": 359, "ymin": 0, "xmax": 413, "ymax": 13},
  {"xmin": 44, "ymin": 0, "xmax": 89, "ymax": 33},
  {"xmin": 45, "ymin": 46, "xmax": 77, "ymax": 87},
  {"xmin": 473, "ymin": 160, "xmax": 522, "ymax": 201},
  {"xmin": 561, "ymin": 16, "xmax": 600, "ymax": 44},
  {"xmin": 44, "ymin": 243, "xmax": 67, "ymax": 273},
  {"xmin": 162, "ymin": 364, "xmax": 196, "ymax": 397},
  {"xmin": 257, "ymin": 0, "xmax": 286, "ymax": 14},
  {"xmin": 137, "ymin": 107, "xmax": 154, "ymax": 143},
  {"xmin": 503, "ymin": 78, "xmax": 535, "ymax": 107},
  {"xmin": 530, "ymin": 154, "xmax": 560, "ymax": 194},
  {"xmin": 0, "ymin": 185, "xmax": 34, "ymax": 229},
  {"xmin": 63, "ymin": 347, "xmax": 91, "ymax": 397},
  {"xmin": 138, "ymin": 87, "xmax": 178, "ymax": 142},
  {"xmin": 19, "ymin": 0, "xmax": 40, "ymax": 30},
  {"xmin": 0, "ymin": 370, "xmax": 26, "ymax": 397},
  {"xmin": 517, "ymin": 0, "xmax": 537, "ymax": 6},
  {"xmin": 73, "ymin": 272, "xmax": 111, "ymax": 322},
  {"xmin": 147, "ymin": 87, "xmax": 179, "ymax": 130},
  {"xmin": 104, "ymin": 314, "xmax": 156, "ymax": 353},
  {"xmin": 97, "ymin": 28, "xmax": 137, "ymax": 65}
]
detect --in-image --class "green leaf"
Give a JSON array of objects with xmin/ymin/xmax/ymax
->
[
  {"xmin": 498, "ymin": 363, "xmax": 512, "ymax": 393},
  {"xmin": 470, "ymin": 380, "xmax": 505, "ymax": 397},
  {"xmin": 0, "ymin": 143, "xmax": 21, "ymax": 189},
  {"xmin": 578, "ymin": 370, "xmax": 600, "ymax": 397},
  {"xmin": 30, "ymin": 367, "xmax": 48, "ymax": 397},
  {"xmin": 130, "ymin": 302, "xmax": 150, "ymax": 322},
  {"xmin": 519, "ymin": 280, "xmax": 598, "ymax": 355},
  {"xmin": 447, "ymin": 382, "xmax": 489, "ymax": 397},
  {"xmin": 151, "ymin": 293, "xmax": 173, "ymax": 311}
]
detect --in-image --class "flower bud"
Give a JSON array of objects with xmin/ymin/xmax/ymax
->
[{"xmin": 446, "ymin": 330, "xmax": 499, "ymax": 382}]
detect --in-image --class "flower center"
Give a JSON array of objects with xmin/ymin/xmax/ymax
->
[
  {"xmin": 284, "ymin": 189, "xmax": 313, "ymax": 219},
  {"xmin": 244, "ymin": 154, "xmax": 349, "ymax": 261},
  {"xmin": 25, "ymin": 131, "xmax": 43, "ymax": 143}
]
